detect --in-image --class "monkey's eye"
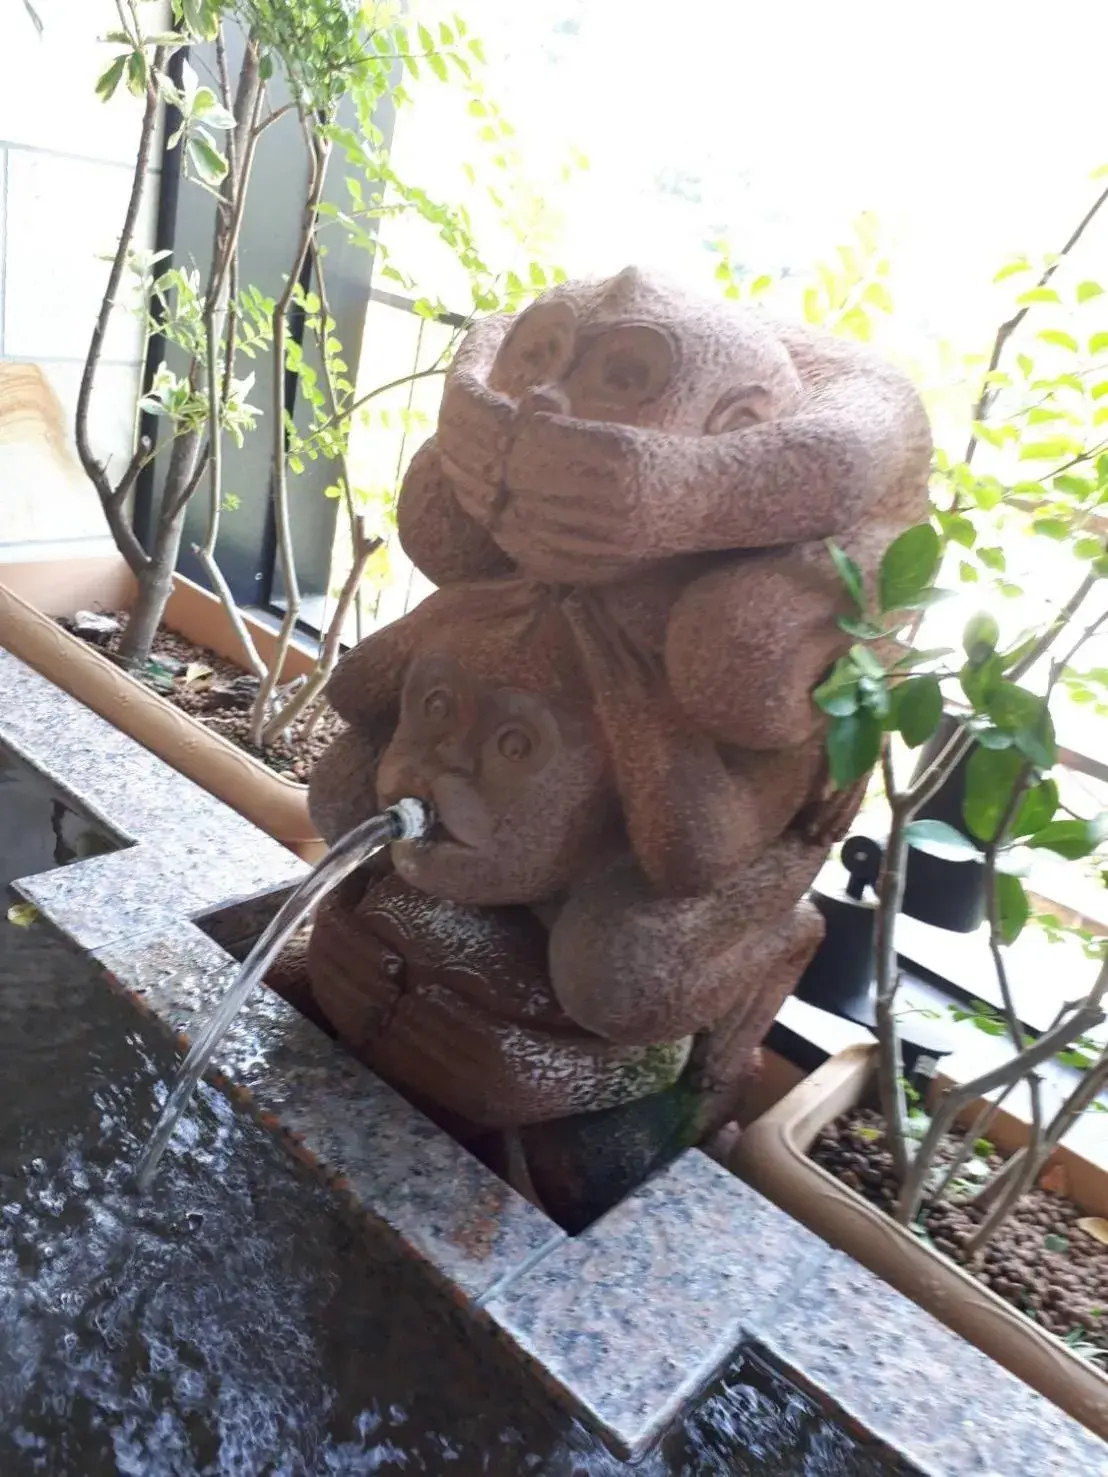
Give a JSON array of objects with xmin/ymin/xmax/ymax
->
[
  {"xmin": 423, "ymin": 687, "xmax": 454, "ymax": 722},
  {"xmin": 489, "ymin": 301, "xmax": 577, "ymax": 398},
  {"xmin": 496, "ymin": 725, "xmax": 534, "ymax": 762},
  {"xmin": 571, "ymin": 323, "xmax": 674, "ymax": 413},
  {"xmin": 705, "ymin": 386, "xmax": 771, "ymax": 435}
]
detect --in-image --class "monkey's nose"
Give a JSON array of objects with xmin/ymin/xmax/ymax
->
[{"xmin": 519, "ymin": 382, "xmax": 570, "ymax": 418}]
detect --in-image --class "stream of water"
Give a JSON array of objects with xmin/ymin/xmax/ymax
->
[{"xmin": 135, "ymin": 800, "xmax": 433, "ymax": 1191}]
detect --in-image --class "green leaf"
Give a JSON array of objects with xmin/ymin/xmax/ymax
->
[
  {"xmin": 95, "ymin": 54, "xmax": 127, "ymax": 102},
  {"xmin": 1090, "ymin": 332, "xmax": 1108, "ymax": 355},
  {"xmin": 1020, "ymin": 439, "xmax": 1085, "ymax": 463},
  {"xmin": 813, "ymin": 658, "xmax": 860, "ymax": 717},
  {"xmin": 1028, "ymin": 818, "xmax": 1106, "ymax": 860},
  {"xmin": 850, "ymin": 643, "xmax": 885, "ymax": 679},
  {"xmin": 1016, "ymin": 287, "xmax": 1062, "ymax": 305},
  {"xmin": 126, "ymin": 48, "xmax": 147, "ymax": 97},
  {"xmin": 879, "ymin": 524, "xmax": 941, "ymax": 612},
  {"xmin": 1043, "ymin": 1233, "xmax": 1069, "ymax": 1253},
  {"xmin": 1077, "ymin": 281, "xmax": 1105, "ymax": 303},
  {"xmin": 1013, "ymin": 778, "xmax": 1059, "ymax": 838},
  {"xmin": 826, "ymin": 540, "xmax": 865, "ymax": 611},
  {"xmin": 6, "ymin": 902, "xmax": 39, "ymax": 929},
  {"xmin": 986, "ymin": 681, "xmax": 1047, "ymax": 736},
  {"xmin": 1075, "ymin": 537, "xmax": 1106, "ymax": 560},
  {"xmin": 975, "ymin": 726, "xmax": 1013, "ymax": 750},
  {"xmin": 837, "ymin": 615, "xmax": 891, "ymax": 640},
  {"xmin": 889, "ymin": 646, "xmax": 955, "ymax": 671},
  {"xmin": 963, "ymin": 746, "xmax": 1024, "ymax": 843},
  {"xmin": 904, "ymin": 819, "xmax": 979, "ymax": 859},
  {"xmin": 890, "ymin": 674, "xmax": 942, "ymax": 748},
  {"xmin": 996, "ymin": 872, "xmax": 1029, "ymax": 944},
  {"xmin": 961, "ymin": 652, "xmax": 1004, "ymax": 710},
  {"xmin": 826, "ymin": 710, "xmax": 882, "ymax": 790},
  {"xmin": 1038, "ymin": 329, "xmax": 1079, "ymax": 353},
  {"xmin": 1032, "ymin": 517, "xmax": 1071, "ymax": 540},
  {"xmin": 941, "ymin": 513, "xmax": 977, "ymax": 548},
  {"xmin": 963, "ymin": 612, "xmax": 999, "ymax": 663},
  {"xmin": 188, "ymin": 135, "xmax": 227, "ymax": 186},
  {"xmin": 1013, "ymin": 708, "xmax": 1056, "ymax": 770}
]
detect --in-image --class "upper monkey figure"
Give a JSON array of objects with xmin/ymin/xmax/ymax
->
[{"xmin": 397, "ymin": 266, "xmax": 932, "ymax": 590}]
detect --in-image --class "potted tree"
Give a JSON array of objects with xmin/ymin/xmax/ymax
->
[
  {"xmin": 0, "ymin": 0, "xmax": 559, "ymax": 855},
  {"xmin": 732, "ymin": 174, "xmax": 1108, "ymax": 1438}
]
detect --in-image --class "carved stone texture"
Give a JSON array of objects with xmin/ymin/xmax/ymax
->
[{"xmin": 307, "ymin": 268, "xmax": 931, "ymax": 1226}]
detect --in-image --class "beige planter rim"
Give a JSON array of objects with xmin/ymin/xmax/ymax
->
[
  {"xmin": 732, "ymin": 1042, "xmax": 1108, "ymax": 1441},
  {"xmin": 0, "ymin": 570, "xmax": 323, "ymax": 859}
]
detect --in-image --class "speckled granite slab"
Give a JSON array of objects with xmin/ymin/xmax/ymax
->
[
  {"xmin": 481, "ymin": 1152, "xmax": 829, "ymax": 1454},
  {"xmin": 94, "ymin": 918, "xmax": 563, "ymax": 1302},
  {"xmin": 4, "ymin": 645, "xmax": 1107, "ymax": 1471},
  {"xmin": 750, "ymin": 1248, "xmax": 1108, "ymax": 1477},
  {"xmin": 0, "ymin": 648, "xmax": 304, "ymax": 946}
]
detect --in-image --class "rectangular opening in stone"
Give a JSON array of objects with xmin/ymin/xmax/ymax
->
[
  {"xmin": 0, "ymin": 743, "xmax": 126, "ymax": 884},
  {"xmin": 191, "ymin": 883, "xmax": 697, "ymax": 1236}
]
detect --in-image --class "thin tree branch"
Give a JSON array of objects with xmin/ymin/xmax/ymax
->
[
  {"xmin": 930, "ymin": 1079, "xmax": 1018, "ymax": 1204},
  {"xmin": 76, "ymin": 45, "xmax": 165, "ymax": 576},
  {"xmin": 250, "ymin": 118, "xmax": 333, "ymax": 745},
  {"xmin": 964, "ymin": 179, "xmax": 1108, "ymax": 466},
  {"xmin": 894, "ymin": 998, "xmax": 1105, "ymax": 1225},
  {"xmin": 307, "ymin": 362, "xmax": 448, "ymax": 443}
]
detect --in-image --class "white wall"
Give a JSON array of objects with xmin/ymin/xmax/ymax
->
[{"xmin": 0, "ymin": 0, "xmax": 161, "ymax": 557}]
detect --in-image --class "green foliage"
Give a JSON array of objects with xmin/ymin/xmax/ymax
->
[
  {"xmin": 903, "ymin": 819, "xmax": 979, "ymax": 858},
  {"xmin": 878, "ymin": 524, "xmax": 942, "ymax": 612}
]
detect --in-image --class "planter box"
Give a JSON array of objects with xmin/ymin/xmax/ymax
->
[
  {"xmin": 732, "ymin": 1043, "xmax": 1108, "ymax": 1441},
  {"xmin": 0, "ymin": 556, "xmax": 323, "ymax": 860}
]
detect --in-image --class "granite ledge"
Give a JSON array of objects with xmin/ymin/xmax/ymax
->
[
  {"xmin": 93, "ymin": 916, "xmax": 564, "ymax": 1305},
  {"xmin": 749, "ymin": 1246, "xmax": 1108, "ymax": 1477},
  {"xmin": 481, "ymin": 1150, "xmax": 831, "ymax": 1457}
]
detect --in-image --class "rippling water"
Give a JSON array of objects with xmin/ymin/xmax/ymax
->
[{"xmin": 0, "ymin": 746, "xmax": 903, "ymax": 1476}]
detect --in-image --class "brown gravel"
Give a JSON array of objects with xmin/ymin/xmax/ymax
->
[
  {"xmin": 61, "ymin": 613, "xmax": 345, "ymax": 783},
  {"xmin": 812, "ymin": 1107, "xmax": 1108, "ymax": 1360}
]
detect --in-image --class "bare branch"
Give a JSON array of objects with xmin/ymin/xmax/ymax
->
[
  {"xmin": 250, "ymin": 118, "xmax": 333, "ymax": 746},
  {"xmin": 964, "ymin": 179, "xmax": 1108, "ymax": 466},
  {"xmin": 894, "ymin": 997, "xmax": 1105, "ymax": 1225},
  {"xmin": 76, "ymin": 45, "xmax": 165, "ymax": 576}
]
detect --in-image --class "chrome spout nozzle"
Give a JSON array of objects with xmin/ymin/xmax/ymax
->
[{"xmin": 386, "ymin": 797, "xmax": 435, "ymax": 842}]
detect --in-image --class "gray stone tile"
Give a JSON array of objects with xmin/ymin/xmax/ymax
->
[
  {"xmin": 94, "ymin": 920, "xmax": 564, "ymax": 1304},
  {"xmin": 751, "ymin": 1248, "xmax": 1108, "ymax": 1477},
  {"xmin": 0, "ymin": 651, "xmax": 303, "ymax": 886},
  {"xmin": 482, "ymin": 1150, "xmax": 829, "ymax": 1457}
]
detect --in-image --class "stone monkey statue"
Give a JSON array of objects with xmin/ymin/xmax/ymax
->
[{"xmin": 305, "ymin": 268, "xmax": 931, "ymax": 1224}]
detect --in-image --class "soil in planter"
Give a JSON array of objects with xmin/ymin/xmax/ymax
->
[
  {"xmin": 812, "ymin": 1107, "xmax": 1108, "ymax": 1361},
  {"xmin": 61, "ymin": 614, "xmax": 345, "ymax": 783}
]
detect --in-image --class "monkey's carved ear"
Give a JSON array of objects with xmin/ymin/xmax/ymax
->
[
  {"xmin": 397, "ymin": 435, "xmax": 513, "ymax": 587},
  {"xmin": 325, "ymin": 606, "xmax": 423, "ymax": 727}
]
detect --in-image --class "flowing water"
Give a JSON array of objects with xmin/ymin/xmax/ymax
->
[
  {"xmin": 135, "ymin": 799, "xmax": 433, "ymax": 1191},
  {"xmin": 0, "ymin": 746, "xmax": 907, "ymax": 1475}
]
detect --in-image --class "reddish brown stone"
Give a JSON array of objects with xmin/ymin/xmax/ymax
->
[{"xmin": 307, "ymin": 269, "xmax": 930, "ymax": 1220}]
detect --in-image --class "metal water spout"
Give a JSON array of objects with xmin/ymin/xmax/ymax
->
[{"xmin": 135, "ymin": 799, "xmax": 434, "ymax": 1190}]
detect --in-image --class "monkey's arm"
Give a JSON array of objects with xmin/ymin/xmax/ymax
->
[
  {"xmin": 396, "ymin": 436, "xmax": 513, "ymax": 586},
  {"xmin": 548, "ymin": 836, "xmax": 827, "ymax": 1044},
  {"xmin": 562, "ymin": 593, "xmax": 822, "ymax": 895},
  {"xmin": 495, "ymin": 358, "xmax": 929, "ymax": 582},
  {"xmin": 664, "ymin": 364, "xmax": 930, "ymax": 551}
]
